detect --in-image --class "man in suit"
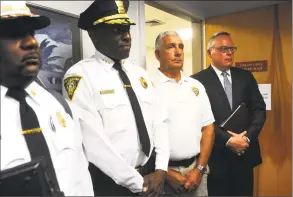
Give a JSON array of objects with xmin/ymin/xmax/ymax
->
[{"xmin": 191, "ymin": 32, "xmax": 266, "ymax": 196}]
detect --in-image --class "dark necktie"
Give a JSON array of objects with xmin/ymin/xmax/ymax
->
[
  {"xmin": 112, "ymin": 62, "xmax": 151, "ymax": 157},
  {"xmin": 6, "ymin": 88, "xmax": 62, "ymax": 194}
]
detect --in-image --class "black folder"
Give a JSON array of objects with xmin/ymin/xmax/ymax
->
[
  {"xmin": 219, "ymin": 102, "xmax": 249, "ymax": 133},
  {"xmin": 0, "ymin": 158, "xmax": 64, "ymax": 196}
]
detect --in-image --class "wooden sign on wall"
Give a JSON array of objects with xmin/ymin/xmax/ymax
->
[{"xmin": 235, "ymin": 60, "xmax": 268, "ymax": 72}]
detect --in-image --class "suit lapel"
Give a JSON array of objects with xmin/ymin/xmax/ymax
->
[
  {"xmin": 231, "ymin": 68, "xmax": 242, "ymax": 110},
  {"xmin": 207, "ymin": 66, "xmax": 231, "ymax": 110}
]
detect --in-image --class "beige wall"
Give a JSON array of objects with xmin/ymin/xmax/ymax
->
[{"xmin": 144, "ymin": 4, "xmax": 195, "ymax": 76}]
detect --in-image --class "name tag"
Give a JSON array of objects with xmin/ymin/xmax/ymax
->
[{"xmin": 100, "ymin": 89, "xmax": 115, "ymax": 95}]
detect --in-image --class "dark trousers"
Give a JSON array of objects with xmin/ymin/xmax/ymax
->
[
  {"xmin": 208, "ymin": 166, "xmax": 253, "ymax": 196},
  {"xmin": 89, "ymin": 162, "xmax": 137, "ymax": 196},
  {"xmin": 89, "ymin": 163, "xmax": 136, "ymax": 196},
  {"xmin": 88, "ymin": 153, "xmax": 156, "ymax": 196}
]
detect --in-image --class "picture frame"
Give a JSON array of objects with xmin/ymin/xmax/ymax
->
[{"xmin": 27, "ymin": 2, "xmax": 82, "ymax": 93}]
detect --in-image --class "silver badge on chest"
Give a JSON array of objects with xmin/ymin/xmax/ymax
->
[{"xmin": 49, "ymin": 116, "xmax": 56, "ymax": 132}]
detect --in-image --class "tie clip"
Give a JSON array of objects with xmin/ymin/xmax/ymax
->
[
  {"xmin": 124, "ymin": 85, "xmax": 131, "ymax": 88},
  {"xmin": 22, "ymin": 128, "xmax": 42, "ymax": 135}
]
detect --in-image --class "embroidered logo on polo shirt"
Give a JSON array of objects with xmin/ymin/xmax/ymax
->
[{"xmin": 192, "ymin": 86, "xmax": 199, "ymax": 96}]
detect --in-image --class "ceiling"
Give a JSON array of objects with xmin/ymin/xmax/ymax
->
[
  {"xmin": 144, "ymin": 0, "xmax": 289, "ymax": 73},
  {"xmin": 144, "ymin": 0, "xmax": 289, "ymax": 53},
  {"xmin": 151, "ymin": 0, "xmax": 289, "ymax": 19}
]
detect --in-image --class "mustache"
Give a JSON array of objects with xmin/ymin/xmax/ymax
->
[
  {"xmin": 119, "ymin": 41, "xmax": 131, "ymax": 47},
  {"xmin": 22, "ymin": 52, "xmax": 41, "ymax": 62}
]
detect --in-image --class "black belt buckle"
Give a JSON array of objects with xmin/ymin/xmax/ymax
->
[
  {"xmin": 168, "ymin": 154, "xmax": 200, "ymax": 168},
  {"xmin": 136, "ymin": 165, "xmax": 149, "ymax": 176},
  {"xmin": 135, "ymin": 166, "xmax": 142, "ymax": 171}
]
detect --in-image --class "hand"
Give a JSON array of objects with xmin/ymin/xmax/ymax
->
[
  {"xmin": 142, "ymin": 169, "xmax": 166, "ymax": 197},
  {"xmin": 227, "ymin": 131, "xmax": 249, "ymax": 155},
  {"xmin": 242, "ymin": 136, "xmax": 249, "ymax": 144},
  {"xmin": 166, "ymin": 169, "xmax": 190, "ymax": 194},
  {"xmin": 185, "ymin": 168, "xmax": 202, "ymax": 192},
  {"xmin": 167, "ymin": 169, "xmax": 188, "ymax": 184}
]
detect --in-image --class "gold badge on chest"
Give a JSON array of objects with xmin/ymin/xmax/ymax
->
[
  {"xmin": 56, "ymin": 112, "xmax": 66, "ymax": 127},
  {"xmin": 139, "ymin": 77, "xmax": 148, "ymax": 89},
  {"xmin": 192, "ymin": 86, "xmax": 199, "ymax": 96}
]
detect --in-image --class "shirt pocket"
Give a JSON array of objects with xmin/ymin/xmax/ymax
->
[
  {"xmin": 98, "ymin": 92, "xmax": 130, "ymax": 135},
  {"xmin": 51, "ymin": 113, "xmax": 81, "ymax": 169},
  {"xmin": 52, "ymin": 128, "xmax": 83, "ymax": 193},
  {"xmin": 1, "ymin": 136, "xmax": 28, "ymax": 170}
]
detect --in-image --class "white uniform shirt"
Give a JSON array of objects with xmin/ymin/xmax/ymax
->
[
  {"xmin": 0, "ymin": 82, "xmax": 94, "ymax": 196},
  {"xmin": 151, "ymin": 69, "xmax": 214, "ymax": 160},
  {"xmin": 62, "ymin": 50, "xmax": 169, "ymax": 193}
]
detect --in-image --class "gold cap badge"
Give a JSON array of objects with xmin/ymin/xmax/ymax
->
[
  {"xmin": 115, "ymin": 0, "xmax": 126, "ymax": 14},
  {"xmin": 139, "ymin": 77, "xmax": 148, "ymax": 89}
]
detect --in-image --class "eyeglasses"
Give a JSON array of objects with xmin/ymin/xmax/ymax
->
[{"xmin": 210, "ymin": 46, "xmax": 237, "ymax": 53}]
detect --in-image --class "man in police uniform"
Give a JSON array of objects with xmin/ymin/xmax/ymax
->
[
  {"xmin": 62, "ymin": 0, "xmax": 169, "ymax": 196},
  {"xmin": 151, "ymin": 31, "xmax": 215, "ymax": 197},
  {"xmin": 0, "ymin": 1, "xmax": 94, "ymax": 196}
]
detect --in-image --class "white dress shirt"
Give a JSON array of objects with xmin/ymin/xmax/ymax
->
[
  {"xmin": 0, "ymin": 82, "xmax": 94, "ymax": 196},
  {"xmin": 211, "ymin": 64, "xmax": 232, "ymax": 87},
  {"xmin": 151, "ymin": 69, "xmax": 214, "ymax": 160},
  {"xmin": 62, "ymin": 50, "xmax": 169, "ymax": 193}
]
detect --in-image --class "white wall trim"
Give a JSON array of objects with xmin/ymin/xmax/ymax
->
[{"xmin": 202, "ymin": 19, "xmax": 206, "ymax": 69}]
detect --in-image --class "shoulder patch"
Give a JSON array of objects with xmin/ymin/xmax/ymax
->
[{"xmin": 64, "ymin": 76, "xmax": 82, "ymax": 101}]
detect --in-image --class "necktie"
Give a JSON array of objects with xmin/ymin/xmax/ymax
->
[
  {"xmin": 221, "ymin": 72, "xmax": 233, "ymax": 109},
  {"xmin": 112, "ymin": 62, "xmax": 151, "ymax": 157},
  {"xmin": 6, "ymin": 88, "xmax": 62, "ymax": 194}
]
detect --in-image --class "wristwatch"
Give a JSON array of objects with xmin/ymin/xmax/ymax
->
[{"xmin": 196, "ymin": 164, "xmax": 207, "ymax": 174}]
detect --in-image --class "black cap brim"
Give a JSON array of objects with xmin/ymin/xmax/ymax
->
[{"xmin": 0, "ymin": 15, "xmax": 50, "ymax": 31}]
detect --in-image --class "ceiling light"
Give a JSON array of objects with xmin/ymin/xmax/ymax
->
[
  {"xmin": 145, "ymin": 19, "xmax": 165, "ymax": 27},
  {"xmin": 176, "ymin": 28, "xmax": 192, "ymax": 40}
]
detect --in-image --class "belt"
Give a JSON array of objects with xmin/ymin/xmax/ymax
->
[
  {"xmin": 135, "ymin": 165, "xmax": 148, "ymax": 176},
  {"xmin": 168, "ymin": 154, "xmax": 200, "ymax": 168},
  {"xmin": 135, "ymin": 166, "xmax": 142, "ymax": 171}
]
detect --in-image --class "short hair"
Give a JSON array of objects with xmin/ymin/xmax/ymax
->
[
  {"xmin": 207, "ymin": 31, "xmax": 231, "ymax": 50},
  {"xmin": 155, "ymin": 31, "xmax": 180, "ymax": 50}
]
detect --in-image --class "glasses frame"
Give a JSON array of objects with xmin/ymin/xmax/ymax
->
[{"xmin": 210, "ymin": 46, "xmax": 237, "ymax": 53}]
